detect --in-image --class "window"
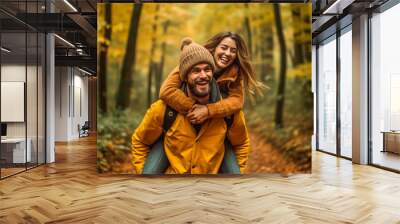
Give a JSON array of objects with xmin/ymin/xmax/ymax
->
[
  {"xmin": 339, "ymin": 27, "xmax": 352, "ymax": 158},
  {"xmin": 317, "ymin": 35, "xmax": 337, "ymax": 154},
  {"xmin": 370, "ymin": 3, "xmax": 400, "ymax": 171},
  {"xmin": 0, "ymin": 1, "xmax": 47, "ymax": 179}
]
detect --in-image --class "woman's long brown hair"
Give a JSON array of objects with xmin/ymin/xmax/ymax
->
[{"xmin": 203, "ymin": 31, "xmax": 265, "ymax": 95}]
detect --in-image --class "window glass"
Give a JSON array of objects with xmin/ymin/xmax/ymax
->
[
  {"xmin": 371, "ymin": 3, "xmax": 400, "ymax": 171},
  {"xmin": 339, "ymin": 28, "xmax": 352, "ymax": 158},
  {"xmin": 317, "ymin": 36, "xmax": 337, "ymax": 154}
]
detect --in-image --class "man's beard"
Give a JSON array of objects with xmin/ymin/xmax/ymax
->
[{"xmin": 188, "ymin": 78, "xmax": 211, "ymax": 97}]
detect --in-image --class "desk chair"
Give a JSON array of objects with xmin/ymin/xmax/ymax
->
[{"xmin": 78, "ymin": 121, "xmax": 90, "ymax": 138}]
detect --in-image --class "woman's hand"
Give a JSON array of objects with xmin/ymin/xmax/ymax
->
[{"xmin": 187, "ymin": 104, "xmax": 209, "ymax": 124}]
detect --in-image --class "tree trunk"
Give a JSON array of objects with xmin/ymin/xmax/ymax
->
[
  {"xmin": 115, "ymin": 4, "xmax": 142, "ymax": 110},
  {"xmin": 291, "ymin": 5, "xmax": 304, "ymax": 66},
  {"xmin": 302, "ymin": 8, "xmax": 311, "ymax": 63},
  {"xmin": 244, "ymin": 3, "xmax": 253, "ymax": 57},
  {"xmin": 98, "ymin": 2, "xmax": 111, "ymax": 113},
  {"xmin": 146, "ymin": 4, "xmax": 160, "ymax": 107},
  {"xmin": 261, "ymin": 26, "xmax": 273, "ymax": 83},
  {"xmin": 154, "ymin": 62, "xmax": 161, "ymax": 99},
  {"xmin": 274, "ymin": 4, "xmax": 287, "ymax": 129},
  {"xmin": 147, "ymin": 62, "xmax": 154, "ymax": 107},
  {"xmin": 155, "ymin": 20, "xmax": 170, "ymax": 98}
]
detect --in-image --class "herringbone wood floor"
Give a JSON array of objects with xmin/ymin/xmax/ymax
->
[{"xmin": 1, "ymin": 136, "xmax": 400, "ymax": 224}]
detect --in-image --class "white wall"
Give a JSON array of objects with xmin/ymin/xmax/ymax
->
[
  {"xmin": 1, "ymin": 63, "xmax": 45, "ymax": 164},
  {"xmin": 55, "ymin": 67, "xmax": 89, "ymax": 141},
  {"xmin": 55, "ymin": 66, "xmax": 69, "ymax": 141},
  {"xmin": 1, "ymin": 65, "xmax": 26, "ymax": 81}
]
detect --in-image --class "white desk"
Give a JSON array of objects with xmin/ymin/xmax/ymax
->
[{"xmin": 1, "ymin": 138, "xmax": 31, "ymax": 163}]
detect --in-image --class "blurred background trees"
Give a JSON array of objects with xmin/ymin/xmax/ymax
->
[{"xmin": 97, "ymin": 3, "xmax": 312, "ymax": 173}]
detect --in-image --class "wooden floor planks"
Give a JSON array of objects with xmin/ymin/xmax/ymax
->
[{"xmin": 0, "ymin": 135, "xmax": 399, "ymax": 223}]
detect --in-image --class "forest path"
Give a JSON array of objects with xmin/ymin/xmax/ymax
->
[{"xmin": 246, "ymin": 130, "xmax": 300, "ymax": 174}]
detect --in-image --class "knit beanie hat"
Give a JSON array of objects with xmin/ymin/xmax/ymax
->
[{"xmin": 179, "ymin": 37, "xmax": 215, "ymax": 80}]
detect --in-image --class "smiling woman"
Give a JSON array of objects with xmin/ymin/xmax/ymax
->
[
  {"xmin": 203, "ymin": 32, "xmax": 263, "ymax": 96},
  {"xmin": 213, "ymin": 37, "xmax": 237, "ymax": 71}
]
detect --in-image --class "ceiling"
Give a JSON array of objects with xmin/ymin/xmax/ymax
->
[
  {"xmin": 0, "ymin": 0, "xmax": 97, "ymax": 74},
  {"xmin": 312, "ymin": 0, "xmax": 389, "ymax": 43}
]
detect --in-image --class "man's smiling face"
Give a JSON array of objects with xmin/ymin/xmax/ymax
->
[{"xmin": 187, "ymin": 63, "xmax": 213, "ymax": 97}]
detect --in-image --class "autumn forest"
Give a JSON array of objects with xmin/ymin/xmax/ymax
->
[{"xmin": 97, "ymin": 3, "xmax": 312, "ymax": 174}]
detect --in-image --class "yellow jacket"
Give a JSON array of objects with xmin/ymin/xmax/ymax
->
[{"xmin": 131, "ymin": 100, "xmax": 250, "ymax": 174}]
